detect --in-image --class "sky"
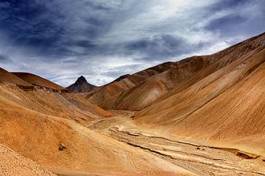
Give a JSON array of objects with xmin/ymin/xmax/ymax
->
[{"xmin": 0, "ymin": 0, "xmax": 264, "ymax": 86}]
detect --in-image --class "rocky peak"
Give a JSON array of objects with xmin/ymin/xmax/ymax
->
[
  {"xmin": 76, "ymin": 76, "xmax": 87, "ymax": 84},
  {"xmin": 66, "ymin": 76, "xmax": 96, "ymax": 93}
]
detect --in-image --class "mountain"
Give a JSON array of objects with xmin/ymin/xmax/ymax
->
[
  {"xmin": 135, "ymin": 32, "xmax": 265, "ymax": 153},
  {"xmin": 66, "ymin": 76, "xmax": 97, "ymax": 93},
  {"xmin": 88, "ymin": 62, "xmax": 179, "ymax": 109},
  {"xmin": 114, "ymin": 33, "xmax": 265, "ymax": 110},
  {"xmin": 89, "ymin": 32, "xmax": 265, "ymax": 111},
  {"xmin": 0, "ymin": 68, "xmax": 32, "ymax": 87},
  {"xmin": 13, "ymin": 72, "xmax": 63, "ymax": 91}
]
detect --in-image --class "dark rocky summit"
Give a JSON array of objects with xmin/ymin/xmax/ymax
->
[{"xmin": 66, "ymin": 76, "xmax": 96, "ymax": 93}]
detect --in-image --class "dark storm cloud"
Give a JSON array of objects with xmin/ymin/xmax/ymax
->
[
  {"xmin": 204, "ymin": 0, "xmax": 265, "ymax": 38},
  {"xmin": 0, "ymin": 0, "xmax": 264, "ymax": 86},
  {"xmin": 0, "ymin": 0, "xmax": 116, "ymax": 58},
  {"xmin": 126, "ymin": 35, "xmax": 208, "ymax": 60},
  {"xmin": 209, "ymin": 0, "xmax": 249, "ymax": 11},
  {"xmin": 0, "ymin": 0, "xmax": 64, "ymax": 56},
  {"xmin": 205, "ymin": 15, "xmax": 247, "ymax": 35},
  {"xmin": 127, "ymin": 35, "xmax": 187, "ymax": 56}
]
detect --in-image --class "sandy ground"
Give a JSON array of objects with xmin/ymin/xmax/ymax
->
[{"xmin": 0, "ymin": 145, "xmax": 55, "ymax": 176}]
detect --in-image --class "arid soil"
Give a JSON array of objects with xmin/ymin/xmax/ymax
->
[{"xmin": 0, "ymin": 145, "xmax": 55, "ymax": 176}]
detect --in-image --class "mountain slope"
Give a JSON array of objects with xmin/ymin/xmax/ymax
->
[
  {"xmin": 89, "ymin": 32, "xmax": 265, "ymax": 111},
  {"xmin": 13, "ymin": 72, "xmax": 63, "ymax": 91},
  {"xmin": 88, "ymin": 62, "xmax": 182, "ymax": 109},
  {"xmin": 0, "ymin": 67, "xmax": 110, "ymax": 119},
  {"xmin": 66, "ymin": 76, "xmax": 96, "ymax": 92},
  {"xmin": 135, "ymin": 33, "xmax": 265, "ymax": 154},
  {"xmin": 0, "ymin": 68, "xmax": 32, "ymax": 86}
]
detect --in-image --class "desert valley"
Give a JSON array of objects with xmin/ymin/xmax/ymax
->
[{"xmin": 0, "ymin": 32, "xmax": 265, "ymax": 176}]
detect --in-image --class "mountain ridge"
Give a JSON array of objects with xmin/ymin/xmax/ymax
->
[{"xmin": 88, "ymin": 32, "xmax": 265, "ymax": 111}]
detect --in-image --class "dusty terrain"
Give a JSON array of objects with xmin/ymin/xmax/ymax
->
[
  {"xmin": 0, "ymin": 145, "xmax": 55, "ymax": 176},
  {"xmin": 0, "ymin": 32, "xmax": 265, "ymax": 175},
  {"xmin": 0, "ymin": 82, "xmax": 189, "ymax": 175}
]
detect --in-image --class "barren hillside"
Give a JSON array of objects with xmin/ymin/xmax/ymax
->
[
  {"xmin": 135, "ymin": 33, "xmax": 265, "ymax": 153},
  {"xmin": 89, "ymin": 32, "xmax": 265, "ymax": 111},
  {"xmin": 87, "ymin": 62, "xmax": 180, "ymax": 109},
  {"xmin": 0, "ymin": 68, "xmax": 32, "ymax": 86},
  {"xmin": 13, "ymin": 72, "xmax": 63, "ymax": 91}
]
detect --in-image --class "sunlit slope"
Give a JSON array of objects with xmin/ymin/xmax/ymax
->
[
  {"xmin": 136, "ymin": 40, "xmax": 265, "ymax": 154},
  {"xmin": 114, "ymin": 33, "xmax": 265, "ymax": 110},
  {"xmin": 90, "ymin": 32, "xmax": 265, "ymax": 111}
]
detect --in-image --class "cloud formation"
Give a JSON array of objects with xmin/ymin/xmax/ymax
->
[{"xmin": 0, "ymin": 0, "xmax": 264, "ymax": 86}]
